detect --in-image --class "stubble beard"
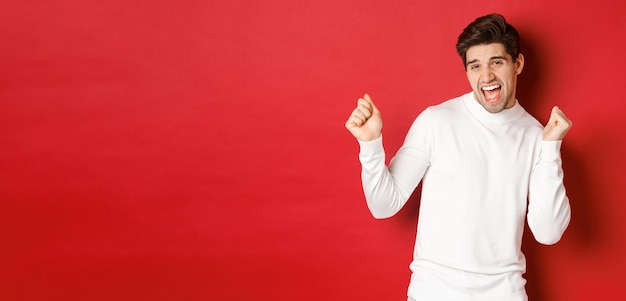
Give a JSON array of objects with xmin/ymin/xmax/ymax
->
[{"xmin": 474, "ymin": 83, "xmax": 512, "ymax": 114}]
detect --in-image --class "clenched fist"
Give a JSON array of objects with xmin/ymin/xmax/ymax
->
[
  {"xmin": 345, "ymin": 94, "xmax": 383, "ymax": 142},
  {"xmin": 543, "ymin": 106, "xmax": 573, "ymax": 141}
]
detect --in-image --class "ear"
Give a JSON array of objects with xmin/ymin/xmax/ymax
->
[{"xmin": 515, "ymin": 53, "xmax": 525, "ymax": 75}]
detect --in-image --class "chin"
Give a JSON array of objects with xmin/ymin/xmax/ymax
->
[{"xmin": 481, "ymin": 101, "xmax": 506, "ymax": 113}]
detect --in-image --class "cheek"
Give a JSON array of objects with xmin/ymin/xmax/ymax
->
[
  {"xmin": 499, "ymin": 70, "xmax": 516, "ymax": 84},
  {"xmin": 467, "ymin": 73, "xmax": 478, "ymax": 87}
]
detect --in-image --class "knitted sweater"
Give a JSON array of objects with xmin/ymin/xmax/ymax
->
[{"xmin": 358, "ymin": 92, "xmax": 571, "ymax": 300}]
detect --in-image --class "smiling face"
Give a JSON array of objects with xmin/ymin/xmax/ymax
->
[{"xmin": 465, "ymin": 43, "xmax": 524, "ymax": 113}]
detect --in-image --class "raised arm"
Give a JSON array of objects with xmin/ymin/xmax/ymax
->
[
  {"xmin": 346, "ymin": 95, "xmax": 430, "ymax": 219},
  {"xmin": 528, "ymin": 106, "xmax": 573, "ymax": 244}
]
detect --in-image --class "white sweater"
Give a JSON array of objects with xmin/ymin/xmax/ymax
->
[{"xmin": 358, "ymin": 92, "xmax": 571, "ymax": 300}]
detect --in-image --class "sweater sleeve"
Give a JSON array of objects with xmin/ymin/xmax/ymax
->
[
  {"xmin": 358, "ymin": 110, "xmax": 432, "ymax": 219},
  {"xmin": 527, "ymin": 140, "xmax": 572, "ymax": 245}
]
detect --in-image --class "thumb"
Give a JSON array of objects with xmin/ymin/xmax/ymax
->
[
  {"xmin": 363, "ymin": 94, "xmax": 380, "ymax": 115},
  {"xmin": 550, "ymin": 106, "xmax": 560, "ymax": 121}
]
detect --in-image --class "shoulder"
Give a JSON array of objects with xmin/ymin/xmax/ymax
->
[{"xmin": 516, "ymin": 105, "xmax": 544, "ymax": 130}]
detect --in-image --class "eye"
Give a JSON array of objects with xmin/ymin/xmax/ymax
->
[
  {"xmin": 492, "ymin": 60, "xmax": 503, "ymax": 66},
  {"xmin": 469, "ymin": 64, "xmax": 479, "ymax": 70}
]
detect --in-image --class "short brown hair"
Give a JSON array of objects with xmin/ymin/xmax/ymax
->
[{"xmin": 456, "ymin": 14, "xmax": 521, "ymax": 68}]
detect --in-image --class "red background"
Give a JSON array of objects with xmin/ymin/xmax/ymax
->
[{"xmin": 2, "ymin": 1, "xmax": 625, "ymax": 300}]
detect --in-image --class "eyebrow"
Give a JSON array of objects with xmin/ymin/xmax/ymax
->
[{"xmin": 466, "ymin": 56, "xmax": 507, "ymax": 67}]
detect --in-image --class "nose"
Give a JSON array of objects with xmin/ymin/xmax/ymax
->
[{"xmin": 481, "ymin": 67, "xmax": 495, "ymax": 83}]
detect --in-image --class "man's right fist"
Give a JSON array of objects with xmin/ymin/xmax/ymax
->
[{"xmin": 345, "ymin": 94, "xmax": 383, "ymax": 142}]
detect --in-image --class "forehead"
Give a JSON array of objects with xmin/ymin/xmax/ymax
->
[{"xmin": 466, "ymin": 43, "xmax": 510, "ymax": 62}]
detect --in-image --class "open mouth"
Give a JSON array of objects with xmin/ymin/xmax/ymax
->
[{"xmin": 481, "ymin": 84, "xmax": 501, "ymax": 103}]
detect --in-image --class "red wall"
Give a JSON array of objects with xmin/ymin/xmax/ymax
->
[{"xmin": 2, "ymin": 1, "xmax": 625, "ymax": 300}]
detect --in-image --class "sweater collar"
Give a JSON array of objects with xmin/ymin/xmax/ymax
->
[{"xmin": 462, "ymin": 92, "xmax": 525, "ymax": 124}]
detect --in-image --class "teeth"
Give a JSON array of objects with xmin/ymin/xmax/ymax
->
[{"xmin": 482, "ymin": 85, "xmax": 500, "ymax": 91}]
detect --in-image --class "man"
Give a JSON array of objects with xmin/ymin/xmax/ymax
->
[{"xmin": 345, "ymin": 14, "xmax": 572, "ymax": 301}]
